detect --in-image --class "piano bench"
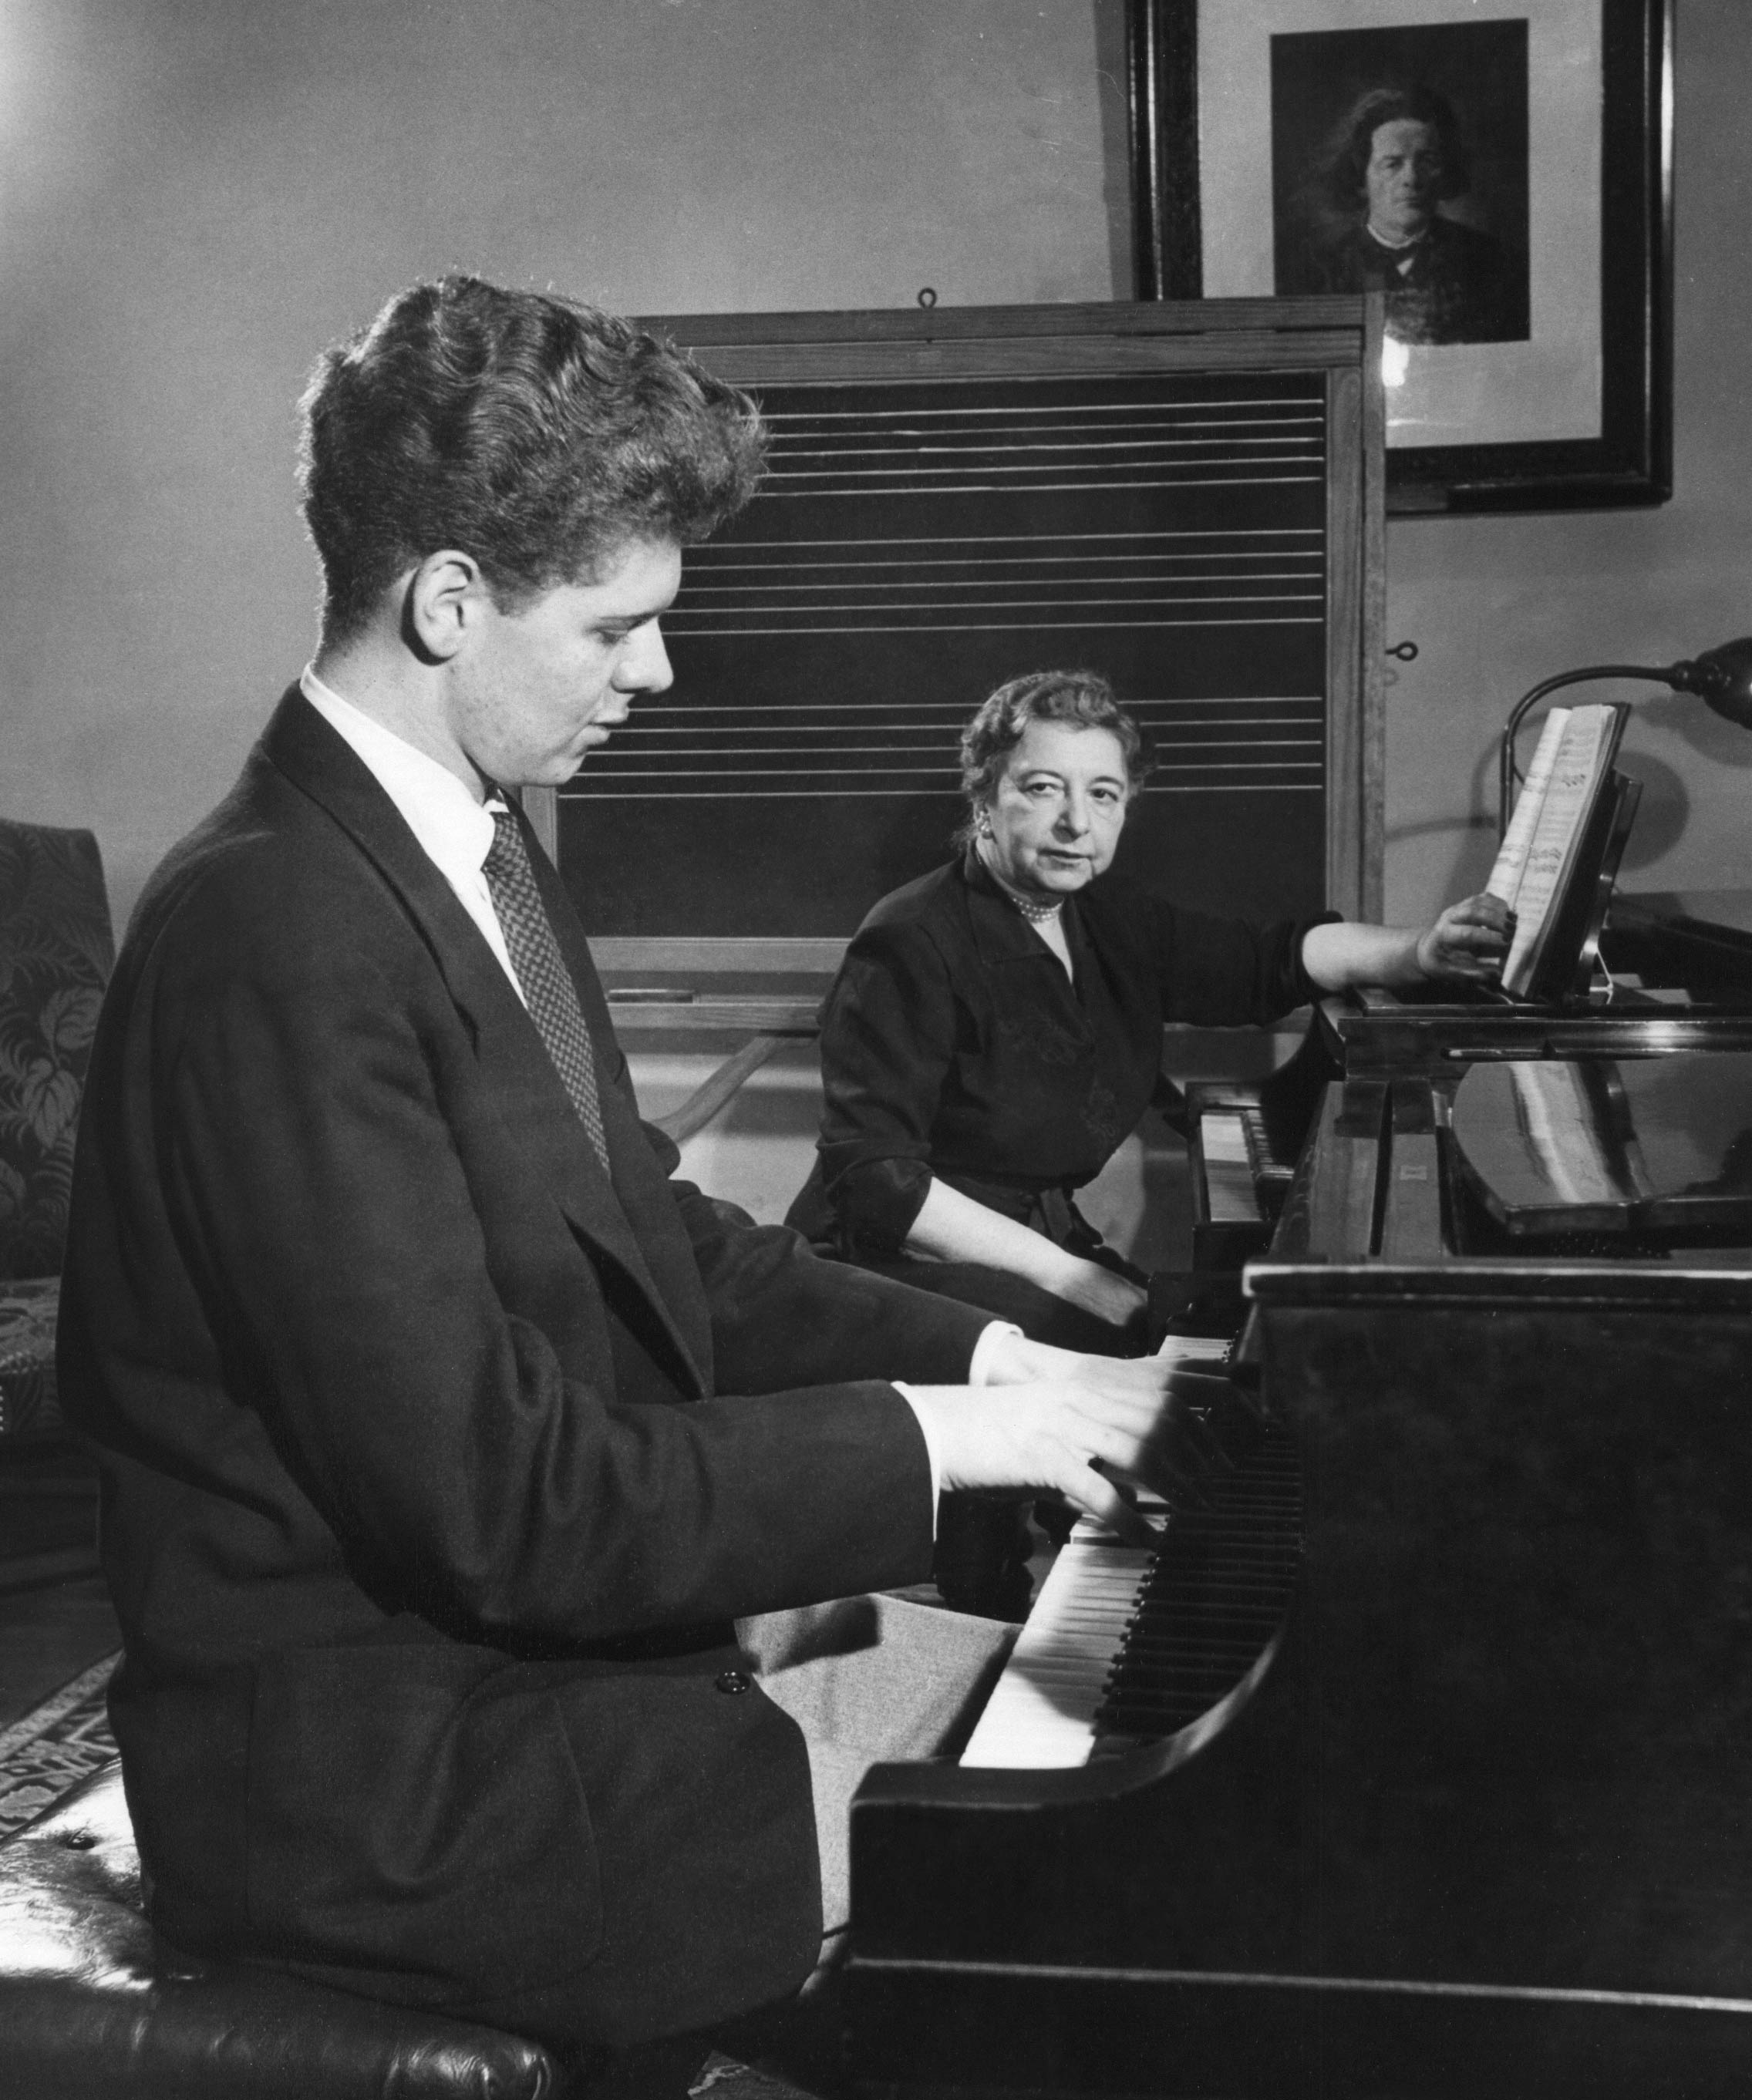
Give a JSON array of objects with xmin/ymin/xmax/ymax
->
[{"xmin": 0, "ymin": 1757, "xmax": 568, "ymax": 2099}]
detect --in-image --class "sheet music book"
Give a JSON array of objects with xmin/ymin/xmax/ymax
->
[
  {"xmin": 1488, "ymin": 707, "xmax": 1571, "ymax": 910},
  {"xmin": 1487, "ymin": 703, "xmax": 1629, "ymax": 998}
]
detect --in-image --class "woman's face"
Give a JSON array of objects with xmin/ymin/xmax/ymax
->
[
  {"xmin": 980, "ymin": 720, "xmax": 1130, "ymax": 900},
  {"xmin": 1363, "ymin": 117, "xmax": 1442, "ymax": 241}
]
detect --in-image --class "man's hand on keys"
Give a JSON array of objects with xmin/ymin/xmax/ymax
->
[{"xmin": 905, "ymin": 1331, "xmax": 1239, "ymax": 1544}]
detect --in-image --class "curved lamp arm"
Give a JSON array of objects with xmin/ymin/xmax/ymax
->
[
  {"xmin": 1499, "ymin": 665, "xmax": 1669, "ymax": 836},
  {"xmin": 1498, "ymin": 638, "xmax": 1752, "ymax": 837}
]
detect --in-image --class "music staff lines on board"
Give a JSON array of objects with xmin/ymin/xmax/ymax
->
[
  {"xmin": 667, "ymin": 548, "xmax": 1325, "ymax": 635},
  {"xmin": 756, "ymin": 395, "xmax": 1325, "ymax": 419},
  {"xmin": 693, "ymin": 526, "xmax": 1324, "ymax": 556},
  {"xmin": 561, "ymin": 368, "xmax": 1330, "ymax": 809},
  {"xmin": 618, "ymin": 699, "xmax": 1322, "ymax": 713},
  {"xmin": 750, "ymin": 399, "xmax": 1323, "ymax": 498},
  {"xmin": 562, "ymin": 694, "xmax": 1325, "ymax": 802}
]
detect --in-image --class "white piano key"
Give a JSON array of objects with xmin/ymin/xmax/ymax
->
[
  {"xmin": 961, "ymin": 1533, "xmax": 1152, "ymax": 1769},
  {"xmin": 960, "ymin": 1419, "xmax": 1301, "ymax": 1772},
  {"xmin": 1199, "ymin": 1109, "xmax": 1265, "ymax": 1221}
]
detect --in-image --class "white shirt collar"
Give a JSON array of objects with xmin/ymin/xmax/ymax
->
[
  {"xmin": 296, "ymin": 667, "xmax": 525, "ymax": 1001},
  {"xmin": 298, "ymin": 666, "xmax": 506, "ymax": 870}
]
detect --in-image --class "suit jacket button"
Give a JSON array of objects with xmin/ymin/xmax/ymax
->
[{"xmin": 715, "ymin": 1669, "xmax": 751, "ymax": 1695}]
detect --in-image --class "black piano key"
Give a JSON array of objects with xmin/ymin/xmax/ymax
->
[{"xmin": 1090, "ymin": 1416, "xmax": 1302, "ymax": 1742}]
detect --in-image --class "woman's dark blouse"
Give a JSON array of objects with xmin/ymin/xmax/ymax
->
[{"xmin": 807, "ymin": 850, "xmax": 1331, "ymax": 1255}]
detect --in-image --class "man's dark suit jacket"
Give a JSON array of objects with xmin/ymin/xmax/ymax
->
[{"xmin": 57, "ymin": 690, "xmax": 992, "ymax": 2051}]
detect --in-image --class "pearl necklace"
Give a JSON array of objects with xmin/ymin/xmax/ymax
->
[{"xmin": 976, "ymin": 839, "xmax": 1064, "ymax": 923}]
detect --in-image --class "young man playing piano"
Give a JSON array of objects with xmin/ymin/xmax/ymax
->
[{"xmin": 56, "ymin": 275, "xmax": 1218, "ymax": 2088}]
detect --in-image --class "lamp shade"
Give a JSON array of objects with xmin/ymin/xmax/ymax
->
[
  {"xmin": 1500, "ymin": 638, "xmax": 1752, "ymax": 833},
  {"xmin": 1664, "ymin": 637, "xmax": 1752, "ymax": 728}
]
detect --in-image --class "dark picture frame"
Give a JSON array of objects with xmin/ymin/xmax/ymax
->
[{"xmin": 1127, "ymin": 0, "xmax": 1672, "ymax": 514}]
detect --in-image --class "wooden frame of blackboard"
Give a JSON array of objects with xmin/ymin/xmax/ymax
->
[{"xmin": 529, "ymin": 297, "xmax": 1383, "ymax": 998}]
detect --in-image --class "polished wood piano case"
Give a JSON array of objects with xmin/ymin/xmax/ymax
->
[{"xmin": 846, "ymin": 900, "xmax": 1752, "ymax": 2098}]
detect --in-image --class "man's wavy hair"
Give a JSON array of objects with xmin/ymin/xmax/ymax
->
[
  {"xmin": 955, "ymin": 670, "xmax": 1151, "ymax": 846},
  {"xmin": 1312, "ymin": 83, "xmax": 1471, "ymax": 218},
  {"xmin": 299, "ymin": 275, "xmax": 767, "ymax": 640}
]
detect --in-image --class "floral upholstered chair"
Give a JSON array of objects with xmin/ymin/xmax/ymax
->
[{"xmin": 0, "ymin": 821, "xmax": 115, "ymax": 1440}]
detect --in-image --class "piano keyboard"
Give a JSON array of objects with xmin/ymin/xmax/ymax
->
[
  {"xmin": 962, "ymin": 1407, "xmax": 1302, "ymax": 1770},
  {"xmin": 1198, "ymin": 1109, "xmax": 1263, "ymax": 1223}
]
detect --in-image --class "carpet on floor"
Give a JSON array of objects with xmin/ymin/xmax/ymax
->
[
  {"xmin": 0, "ymin": 1651, "xmax": 833, "ymax": 2098},
  {"xmin": 0, "ymin": 1647, "xmax": 119, "ymax": 1838}
]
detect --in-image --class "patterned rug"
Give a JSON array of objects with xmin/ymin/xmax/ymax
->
[
  {"xmin": 0, "ymin": 1648, "xmax": 120, "ymax": 1838},
  {"xmin": 692, "ymin": 2052, "xmax": 828, "ymax": 2099},
  {"xmin": 0, "ymin": 1650, "xmax": 831, "ymax": 2095}
]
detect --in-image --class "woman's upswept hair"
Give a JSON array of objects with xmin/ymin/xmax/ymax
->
[
  {"xmin": 955, "ymin": 670, "xmax": 1151, "ymax": 845},
  {"xmin": 1313, "ymin": 83, "xmax": 1471, "ymax": 217},
  {"xmin": 299, "ymin": 274, "xmax": 766, "ymax": 640}
]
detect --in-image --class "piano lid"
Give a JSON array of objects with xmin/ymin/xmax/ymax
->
[
  {"xmin": 1450, "ymin": 1049, "xmax": 1752, "ymax": 1238},
  {"xmin": 1610, "ymin": 886, "xmax": 1752, "ymax": 951}
]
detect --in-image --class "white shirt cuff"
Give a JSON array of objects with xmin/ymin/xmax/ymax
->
[
  {"xmin": 967, "ymin": 1321, "xmax": 1025, "ymax": 1388},
  {"xmin": 892, "ymin": 1321, "xmax": 1023, "ymax": 1527}
]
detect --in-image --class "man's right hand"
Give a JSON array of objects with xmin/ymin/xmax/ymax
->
[{"xmin": 903, "ymin": 1361, "xmax": 1236, "ymax": 1544}]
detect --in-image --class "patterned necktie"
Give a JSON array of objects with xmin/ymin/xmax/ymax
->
[{"xmin": 481, "ymin": 806, "xmax": 611, "ymax": 1173}]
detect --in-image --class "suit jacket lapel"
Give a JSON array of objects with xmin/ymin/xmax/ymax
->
[
  {"xmin": 257, "ymin": 691, "xmax": 711, "ymax": 1396},
  {"xmin": 521, "ymin": 807, "xmax": 717, "ymax": 1385}
]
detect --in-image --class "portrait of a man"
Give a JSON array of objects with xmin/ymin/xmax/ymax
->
[{"xmin": 1270, "ymin": 22, "xmax": 1531, "ymax": 348}]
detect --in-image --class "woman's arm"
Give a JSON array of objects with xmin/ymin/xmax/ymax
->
[
  {"xmin": 904, "ymin": 1176, "xmax": 1147, "ymax": 1328},
  {"xmin": 812, "ymin": 924, "xmax": 958, "ymax": 1253},
  {"xmin": 1300, "ymin": 893, "xmax": 1514, "ymax": 992}
]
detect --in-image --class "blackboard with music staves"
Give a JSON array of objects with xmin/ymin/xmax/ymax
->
[{"xmin": 546, "ymin": 299, "xmax": 1383, "ymax": 972}]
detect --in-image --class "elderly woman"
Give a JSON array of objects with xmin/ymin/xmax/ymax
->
[
  {"xmin": 790, "ymin": 668, "xmax": 1507, "ymax": 1348},
  {"xmin": 1285, "ymin": 82, "xmax": 1527, "ymax": 345},
  {"xmin": 786, "ymin": 670, "xmax": 1508, "ymax": 1610}
]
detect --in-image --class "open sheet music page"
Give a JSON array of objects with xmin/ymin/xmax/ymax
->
[
  {"xmin": 1488, "ymin": 707, "xmax": 1572, "ymax": 910},
  {"xmin": 1500, "ymin": 704, "xmax": 1622, "ymax": 997}
]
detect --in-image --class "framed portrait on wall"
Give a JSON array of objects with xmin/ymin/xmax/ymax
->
[{"xmin": 1127, "ymin": 0, "xmax": 1672, "ymax": 513}]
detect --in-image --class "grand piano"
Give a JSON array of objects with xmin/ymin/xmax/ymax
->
[{"xmin": 844, "ymin": 891, "xmax": 1752, "ymax": 2098}]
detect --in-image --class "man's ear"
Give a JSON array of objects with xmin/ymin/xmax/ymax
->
[{"xmin": 403, "ymin": 551, "xmax": 487, "ymax": 664}]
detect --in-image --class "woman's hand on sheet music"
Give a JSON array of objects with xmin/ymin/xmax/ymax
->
[
  {"xmin": 904, "ymin": 1340, "xmax": 1238, "ymax": 1544},
  {"xmin": 1302, "ymin": 894, "xmax": 1514, "ymax": 991},
  {"xmin": 1415, "ymin": 892, "xmax": 1516, "ymax": 984}
]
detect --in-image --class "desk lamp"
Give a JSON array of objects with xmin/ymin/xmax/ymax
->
[{"xmin": 1498, "ymin": 637, "xmax": 1752, "ymax": 836}]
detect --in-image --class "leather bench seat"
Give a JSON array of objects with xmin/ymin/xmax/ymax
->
[{"xmin": 0, "ymin": 1758, "xmax": 566, "ymax": 2098}]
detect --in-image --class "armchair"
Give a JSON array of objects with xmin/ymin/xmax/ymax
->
[{"xmin": 0, "ymin": 820, "xmax": 115, "ymax": 1442}]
